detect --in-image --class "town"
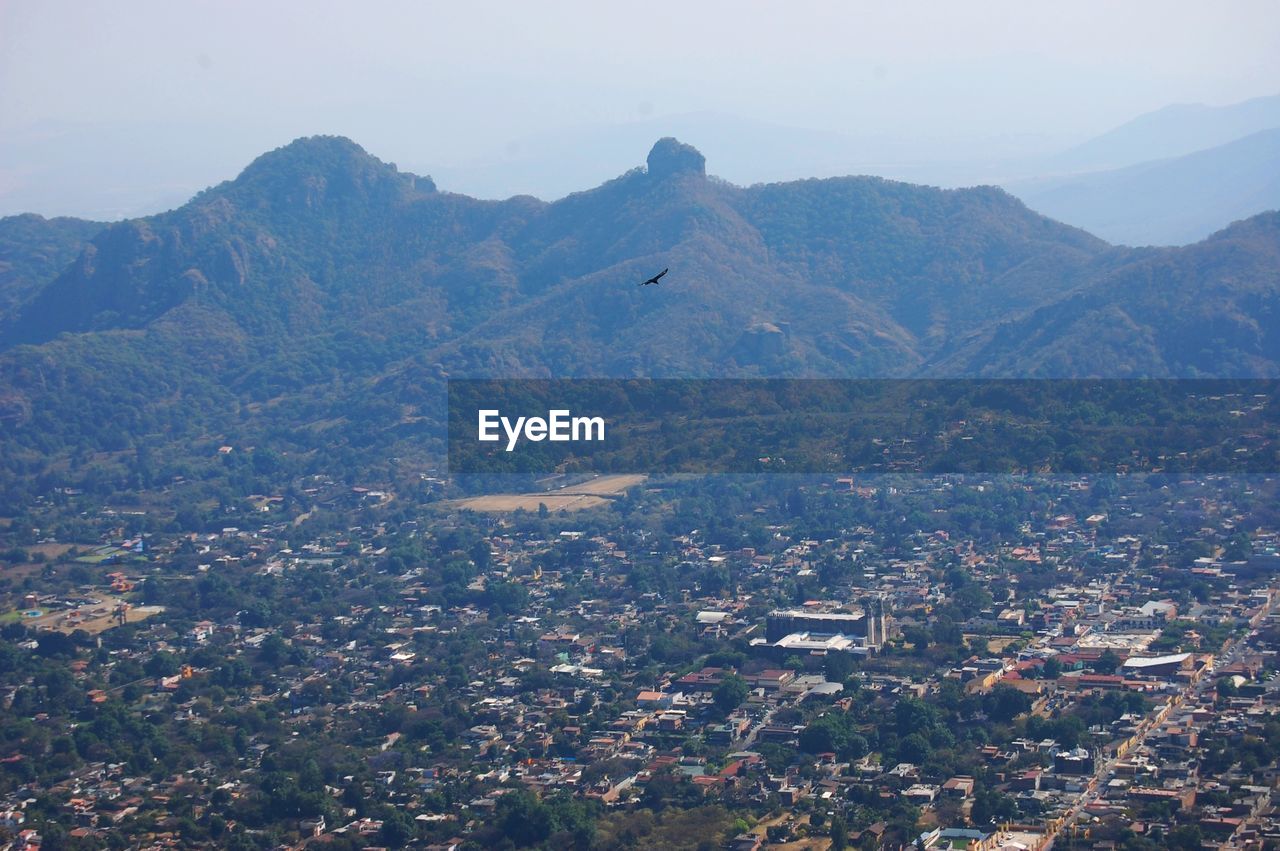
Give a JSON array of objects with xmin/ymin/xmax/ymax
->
[{"xmin": 1, "ymin": 472, "xmax": 1279, "ymax": 851}]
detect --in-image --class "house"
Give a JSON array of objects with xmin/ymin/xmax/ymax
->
[
  {"xmin": 904, "ymin": 784, "xmax": 940, "ymax": 804},
  {"xmin": 727, "ymin": 834, "xmax": 763, "ymax": 851},
  {"xmin": 675, "ymin": 667, "xmax": 730, "ymax": 692},
  {"xmin": 916, "ymin": 827, "xmax": 991, "ymax": 849},
  {"xmin": 1121, "ymin": 653, "xmax": 1192, "ymax": 680},
  {"xmin": 1055, "ymin": 747, "xmax": 1094, "ymax": 775}
]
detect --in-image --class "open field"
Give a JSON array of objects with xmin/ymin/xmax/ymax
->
[
  {"xmin": 27, "ymin": 542, "xmax": 79, "ymax": 560},
  {"xmin": 69, "ymin": 604, "xmax": 164, "ymax": 635},
  {"xmin": 11, "ymin": 594, "xmax": 164, "ymax": 635},
  {"xmin": 456, "ymin": 493, "xmax": 611, "ymax": 512},
  {"xmin": 452, "ymin": 474, "xmax": 646, "ymax": 513},
  {"xmin": 0, "ymin": 562, "xmax": 45, "ymax": 583},
  {"xmin": 965, "ymin": 634, "xmax": 1022, "ymax": 654},
  {"xmin": 556, "ymin": 474, "xmax": 646, "ymax": 495},
  {"xmin": 71, "ymin": 543, "xmax": 145, "ymax": 564},
  {"xmin": 752, "ymin": 812, "xmax": 831, "ymax": 850}
]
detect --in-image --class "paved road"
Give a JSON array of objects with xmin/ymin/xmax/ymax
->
[
  {"xmin": 1043, "ymin": 637, "xmax": 1252, "ymax": 849},
  {"xmin": 741, "ymin": 704, "xmax": 781, "ymax": 749}
]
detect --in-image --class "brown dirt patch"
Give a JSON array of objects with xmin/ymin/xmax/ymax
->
[{"xmin": 451, "ymin": 475, "xmax": 646, "ymax": 513}]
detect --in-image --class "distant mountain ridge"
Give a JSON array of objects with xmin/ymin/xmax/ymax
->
[
  {"xmin": 1009, "ymin": 128, "xmax": 1280, "ymax": 246},
  {"xmin": 935, "ymin": 212, "xmax": 1280, "ymax": 376},
  {"xmin": 1046, "ymin": 93, "xmax": 1280, "ymax": 173},
  {"xmin": 1, "ymin": 135, "xmax": 1278, "ymax": 492}
]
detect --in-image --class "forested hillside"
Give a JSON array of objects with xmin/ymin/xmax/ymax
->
[
  {"xmin": 0, "ymin": 213, "xmax": 104, "ymax": 317},
  {"xmin": 1, "ymin": 135, "xmax": 1278, "ymax": 503}
]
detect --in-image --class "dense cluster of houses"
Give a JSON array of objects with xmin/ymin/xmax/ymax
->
[{"xmin": 3, "ymin": 475, "xmax": 1280, "ymax": 849}]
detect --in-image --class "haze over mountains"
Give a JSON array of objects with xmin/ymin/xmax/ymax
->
[
  {"xmin": 1042, "ymin": 94, "xmax": 1280, "ymax": 173},
  {"xmin": 4, "ymin": 94, "xmax": 1279, "ymax": 248},
  {"xmin": 1006, "ymin": 96, "xmax": 1280, "ymax": 245},
  {"xmin": 418, "ymin": 111, "xmax": 1054, "ymax": 203},
  {"xmin": 0, "ymin": 134, "xmax": 1278, "ymax": 494}
]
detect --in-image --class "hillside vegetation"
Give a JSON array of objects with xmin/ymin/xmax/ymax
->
[{"xmin": 1, "ymin": 135, "xmax": 1278, "ymax": 502}]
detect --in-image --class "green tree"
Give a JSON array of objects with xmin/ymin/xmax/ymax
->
[
  {"xmin": 1094, "ymin": 649, "xmax": 1121, "ymax": 675},
  {"xmin": 378, "ymin": 807, "xmax": 415, "ymax": 848},
  {"xmin": 799, "ymin": 718, "xmax": 843, "ymax": 755},
  {"xmin": 824, "ymin": 652, "xmax": 855, "ymax": 683},
  {"xmin": 971, "ymin": 788, "xmax": 1017, "ymax": 826},
  {"xmin": 983, "ymin": 684, "xmax": 1032, "ymax": 722},
  {"xmin": 713, "ymin": 674, "xmax": 749, "ymax": 715},
  {"xmin": 1165, "ymin": 825, "xmax": 1204, "ymax": 851},
  {"xmin": 830, "ymin": 814, "xmax": 848, "ymax": 851},
  {"xmin": 497, "ymin": 788, "xmax": 554, "ymax": 846},
  {"xmin": 899, "ymin": 732, "xmax": 932, "ymax": 763}
]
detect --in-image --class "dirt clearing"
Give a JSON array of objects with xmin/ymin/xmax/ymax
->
[{"xmin": 452, "ymin": 474, "xmax": 646, "ymax": 513}]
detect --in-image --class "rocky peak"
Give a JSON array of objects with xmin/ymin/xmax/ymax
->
[
  {"xmin": 646, "ymin": 138, "xmax": 706, "ymax": 181},
  {"xmin": 230, "ymin": 136, "xmax": 436, "ymax": 207}
]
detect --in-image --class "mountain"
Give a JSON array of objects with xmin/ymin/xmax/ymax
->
[
  {"xmin": 418, "ymin": 111, "xmax": 1055, "ymax": 202},
  {"xmin": 1045, "ymin": 93, "xmax": 1280, "ymax": 174},
  {"xmin": 935, "ymin": 212, "xmax": 1280, "ymax": 377},
  {"xmin": 0, "ymin": 136, "xmax": 1107, "ymax": 378},
  {"xmin": 0, "ymin": 213, "xmax": 104, "ymax": 319},
  {"xmin": 3, "ymin": 136, "xmax": 447, "ymax": 348},
  {"xmin": 0, "ymin": 135, "xmax": 1278, "ymax": 497},
  {"xmin": 1008, "ymin": 128, "xmax": 1280, "ymax": 246},
  {"xmin": 421, "ymin": 112, "xmax": 869, "ymax": 202}
]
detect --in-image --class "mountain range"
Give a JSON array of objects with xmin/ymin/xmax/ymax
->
[
  {"xmin": 1042, "ymin": 94, "xmax": 1280, "ymax": 174},
  {"xmin": 9, "ymin": 94, "xmax": 1280, "ymax": 248},
  {"xmin": 1008, "ymin": 126, "xmax": 1280, "ymax": 246},
  {"xmin": 0, "ymin": 135, "xmax": 1277, "ymax": 493}
]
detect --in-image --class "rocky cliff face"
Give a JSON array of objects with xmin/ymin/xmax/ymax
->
[
  {"xmin": 647, "ymin": 137, "xmax": 707, "ymax": 181},
  {"xmin": 733, "ymin": 322, "xmax": 790, "ymax": 365}
]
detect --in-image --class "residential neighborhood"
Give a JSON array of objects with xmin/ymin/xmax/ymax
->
[{"xmin": 1, "ymin": 473, "xmax": 1279, "ymax": 849}]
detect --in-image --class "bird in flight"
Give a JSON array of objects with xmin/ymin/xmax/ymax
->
[{"xmin": 638, "ymin": 268, "xmax": 669, "ymax": 286}]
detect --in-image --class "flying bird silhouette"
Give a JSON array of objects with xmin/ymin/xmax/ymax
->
[{"xmin": 638, "ymin": 268, "xmax": 669, "ymax": 286}]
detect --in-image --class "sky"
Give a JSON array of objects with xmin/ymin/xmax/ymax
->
[{"xmin": 1, "ymin": 1, "xmax": 1278, "ymax": 218}]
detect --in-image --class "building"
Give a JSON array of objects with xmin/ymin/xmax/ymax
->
[
  {"xmin": 1055, "ymin": 747, "xmax": 1094, "ymax": 775},
  {"xmin": 765, "ymin": 602, "xmax": 890, "ymax": 650},
  {"xmin": 1121, "ymin": 652, "xmax": 1192, "ymax": 680}
]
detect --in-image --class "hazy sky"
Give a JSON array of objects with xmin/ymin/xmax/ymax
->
[{"xmin": 2, "ymin": 1, "xmax": 1278, "ymax": 217}]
